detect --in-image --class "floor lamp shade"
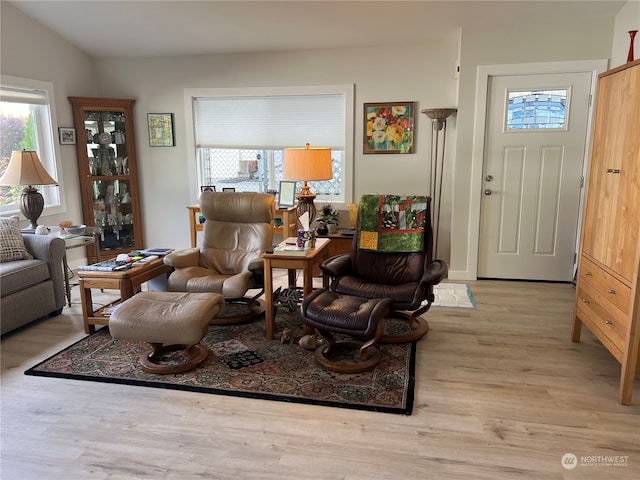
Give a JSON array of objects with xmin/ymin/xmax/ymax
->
[
  {"xmin": 283, "ymin": 143, "xmax": 332, "ymax": 224},
  {"xmin": 0, "ymin": 150, "xmax": 58, "ymax": 230}
]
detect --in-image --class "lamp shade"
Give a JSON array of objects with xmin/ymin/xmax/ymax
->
[
  {"xmin": 0, "ymin": 151, "xmax": 58, "ymax": 187},
  {"xmin": 283, "ymin": 143, "xmax": 332, "ymax": 182}
]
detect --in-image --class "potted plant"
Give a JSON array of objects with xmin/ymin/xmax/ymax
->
[{"xmin": 316, "ymin": 202, "xmax": 340, "ymax": 233}]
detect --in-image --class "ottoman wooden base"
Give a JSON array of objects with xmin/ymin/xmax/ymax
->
[
  {"xmin": 110, "ymin": 291, "xmax": 225, "ymax": 374},
  {"xmin": 141, "ymin": 343, "xmax": 210, "ymax": 374}
]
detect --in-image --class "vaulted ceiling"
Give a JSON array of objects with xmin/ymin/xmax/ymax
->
[{"xmin": 8, "ymin": 0, "xmax": 625, "ymax": 59}]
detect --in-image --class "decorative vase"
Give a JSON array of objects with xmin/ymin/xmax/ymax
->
[
  {"xmin": 316, "ymin": 222, "xmax": 328, "ymax": 236},
  {"xmin": 628, "ymin": 30, "xmax": 638, "ymax": 63},
  {"xmin": 328, "ymin": 223, "xmax": 337, "ymax": 234}
]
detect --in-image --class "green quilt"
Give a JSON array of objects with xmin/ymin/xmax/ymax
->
[{"xmin": 357, "ymin": 195, "xmax": 428, "ymax": 253}]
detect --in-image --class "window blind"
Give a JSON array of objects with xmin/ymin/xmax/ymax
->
[
  {"xmin": 0, "ymin": 86, "xmax": 47, "ymax": 105},
  {"xmin": 194, "ymin": 94, "xmax": 345, "ymax": 150}
]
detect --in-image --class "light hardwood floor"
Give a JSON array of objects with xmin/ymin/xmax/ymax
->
[{"xmin": 1, "ymin": 275, "xmax": 638, "ymax": 480}]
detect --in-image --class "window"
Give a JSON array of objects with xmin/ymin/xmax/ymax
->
[
  {"xmin": 506, "ymin": 89, "xmax": 568, "ymax": 130},
  {"xmin": 185, "ymin": 85, "xmax": 354, "ymax": 206},
  {"xmin": 0, "ymin": 76, "xmax": 62, "ymax": 213}
]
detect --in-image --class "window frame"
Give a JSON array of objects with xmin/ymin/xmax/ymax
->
[
  {"xmin": 184, "ymin": 84, "xmax": 354, "ymax": 208},
  {"xmin": 0, "ymin": 75, "xmax": 66, "ymax": 217}
]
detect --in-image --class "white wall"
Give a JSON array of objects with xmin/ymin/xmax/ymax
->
[
  {"xmin": 92, "ymin": 43, "xmax": 459, "ymax": 253},
  {"xmin": 449, "ymin": 18, "xmax": 615, "ymax": 279},
  {"xmin": 4, "ymin": 1, "xmax": 635, "ymax": 272},
  {"xmin": 611, "ymin": 1, "xmax": 640, "ymax": 65},
  {"xmin": 0, "ymin": 1, "xmax": 96, "ymax": 266}
]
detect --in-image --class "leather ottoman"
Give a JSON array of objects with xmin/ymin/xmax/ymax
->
[{"xmin": 110, "ymin": 291, "xmax": 224, "ymax": 374}]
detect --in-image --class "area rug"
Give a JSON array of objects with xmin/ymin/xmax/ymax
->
[
  {"xmin": 433, "ymin": 282, "xmax": 476, "ymax": 308},
  {"xmin": 25, "ymin": 309, "xmax": 416, "ymax": 415}
]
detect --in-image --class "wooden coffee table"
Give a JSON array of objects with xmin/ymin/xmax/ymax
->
[{"xmin": 78, "ymin": 257, "xmax": 172, "ymax": 334}]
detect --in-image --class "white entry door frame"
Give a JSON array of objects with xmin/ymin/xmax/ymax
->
[{"xmin": 466, "ymin": 59, "xmax": 608, "ymax": 280}]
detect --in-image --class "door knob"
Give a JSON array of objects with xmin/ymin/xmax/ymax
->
[
  {"xmin": 485, "ymin": 175, "xmax": 494, "ymax": 181},
  {"xmin": 484, "ymin": 189, "xmax": 492, "ymax": 196}
]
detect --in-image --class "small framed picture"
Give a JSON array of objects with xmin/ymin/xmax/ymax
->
[
  {"xmin": 147, "ymin": 113, "xmax": 175, "ymax": 147},
  {"xmin": 222, "ymin": 187, "xmax": 236, "ymax": 192},
  {"xmin": 278, "ymin": 181, "xmax": 297, "ymax": 207},
  {"xmin": 200, "ymin": 186, "xmax": 216, "ymax": 192},
  {"xmin": 58, "ymin": 127, "xmax": 76, "ymax": 145},
  {"xmin": 363, "ymin": 102, "xmax": 415, "ymax": 154}
]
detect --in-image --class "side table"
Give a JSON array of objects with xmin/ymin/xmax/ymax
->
[
  {"xmin": 51, "ymin": 231, "xmax": 100, "ymax": 307},
  {"xmin": 262, "ymin": 238, "xmax": 331, "ymax": 339},
  {"xmin": 77, "ymin": 257, "xmax": 172, "ymax": 333}
]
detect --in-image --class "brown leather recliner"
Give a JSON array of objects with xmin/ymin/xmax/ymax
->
[
  {"xmin": 314, "ymin": 194, "xmax": 448, "ymax": 343},
  {"xmin": 163, "ymin": 191, "xmax": 275, "ymax": 323}
]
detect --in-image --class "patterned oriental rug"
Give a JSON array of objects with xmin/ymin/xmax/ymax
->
[{"xmin": 25, "ymin": 309, "xmax": 416, "ymax": 415}]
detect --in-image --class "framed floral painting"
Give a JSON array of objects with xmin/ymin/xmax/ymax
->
[{"xmin": 363, "ymin": 102, "xmax": 415, "ymax": 154}]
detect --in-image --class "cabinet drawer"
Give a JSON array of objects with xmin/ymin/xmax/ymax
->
[
  {"xmin": 578, "ymin": 256, "xmax": 631, "ymax": 315},
  {"xmin": 576, "ymin": 283, "xmax": 628, "ymax": 351}
]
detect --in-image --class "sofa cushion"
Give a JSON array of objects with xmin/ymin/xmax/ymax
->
[
  {"xmin": 0, "ymin": 216, "xmax": 33, "ymax": 262},
  {"xmin": 0, "ymin": 259, "xmax": 49, "ymax": 296}
]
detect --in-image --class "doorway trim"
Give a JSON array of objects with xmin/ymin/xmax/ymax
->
[{"xmin": 466, "ymin": 59, "xmax": 608, "ymax": 280}]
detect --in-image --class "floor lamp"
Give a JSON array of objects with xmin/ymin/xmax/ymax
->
[
  {"xmin": 421, "ymin": 108, "xmax": 456, "ymax": 258},
  {"xmin": 0, "ymin": 150, "xmax": 58, "ymax": 231},
  {"xmin": 283, "ymin": 143, "xmax": 332, "ymax": 225}
]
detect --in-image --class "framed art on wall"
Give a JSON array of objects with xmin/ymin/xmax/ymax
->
[
  {"xmin": 147, "ymin": 113, "xmax": 175, "ymax": 147},
  {"xmin": 58, "ymin": 127, "xmax": 76, "ymax": 145},
  {"xmin": 363, "ymin": 102, "xmax": 415, "ymax": 154}
]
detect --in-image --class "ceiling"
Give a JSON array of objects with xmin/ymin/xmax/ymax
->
[{"xmin": 9, "ymin": 0, "xmax": 625, "ymax": 59}]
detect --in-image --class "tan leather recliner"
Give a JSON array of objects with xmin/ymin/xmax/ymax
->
[{"xmin": 163, "ymin": 191, "xmax": 275, "ymax": 323}]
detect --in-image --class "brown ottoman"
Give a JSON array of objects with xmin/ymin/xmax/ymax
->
[
  {"xmin": 300, "ymin": 289, "xmax": 392, "ymax": 373},
  {"xmin": 110, "ymin": 292, "xmax": 224, "ymax": 374}
]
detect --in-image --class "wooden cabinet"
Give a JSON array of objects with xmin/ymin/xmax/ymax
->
[
  {"xmin": 572, "ymin": 59, "xmax": 640, "ymax": 405},
  {"xmin": 69, "ymin": 97, "xmax": 143, "ymax": 264}
]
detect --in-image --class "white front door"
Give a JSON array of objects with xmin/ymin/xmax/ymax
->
[{"xmin": 478, "ymin": 72, "xmax": 592, "ymax": 281}]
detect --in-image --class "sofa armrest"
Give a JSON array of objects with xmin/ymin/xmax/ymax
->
[
  {"xmin": 22, "ymin": 234, "xmax": 66, "ymax": 267},
  {"xmin": 22, "ymin": 234, "xmax": 66, "ymax": 309}
]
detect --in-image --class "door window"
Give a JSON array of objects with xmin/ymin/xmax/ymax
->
[{"xmin": 506, "ymin": 89, "xmax": 568, "ymax": 130}]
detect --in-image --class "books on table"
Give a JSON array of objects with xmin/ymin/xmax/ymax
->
[{"xmin": 141, "ymin": 248, "xmax": 174, "ymax": 256}]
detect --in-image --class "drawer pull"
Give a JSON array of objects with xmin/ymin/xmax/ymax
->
[
  {"xmin": 605, "ymin": 320, "xmax": 613, "ymax": 325},
  {"xmin": 605, "ymin": 168, "xmax": 621, "ymax": 173},
  {"xmin": 581, "ymin": 298, "xmax": 590, "ymax": 303},
  {"xmin": 607, "ymin": 289, "xmax": 616, "ymax": 294},
  {"xmin": 585, "ymin": 271, "xmax": 592, "ymax": 276}
]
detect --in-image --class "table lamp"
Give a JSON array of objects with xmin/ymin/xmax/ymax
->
[
  {"xmin": 0, "ymin": 150, "xmax": 58, "ymax": 231},
  {"xmin": 283, "ymin": 143, "xmax": 332, "ymax": 224}
]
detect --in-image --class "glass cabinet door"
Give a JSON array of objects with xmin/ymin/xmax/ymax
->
[
  {"xmin": 84, "ymin": 110, "xmax": 129, "ymax": 177},
  {"xmin": 91, "ymin": 179, "xmax": 136, "ymax": 251}
]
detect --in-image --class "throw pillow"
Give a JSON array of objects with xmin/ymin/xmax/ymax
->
[{"xmin": 0, "ymin": 216, "xmax": 33, "ymax": 262}]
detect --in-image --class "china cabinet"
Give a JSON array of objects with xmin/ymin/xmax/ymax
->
[
  {"xmin": 572, "ymin": 59, "xmax": 640, "ymax": 405},
  {"xmin": 69, "ymin": 97, "xmax": 143, "ymax": 264}
]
